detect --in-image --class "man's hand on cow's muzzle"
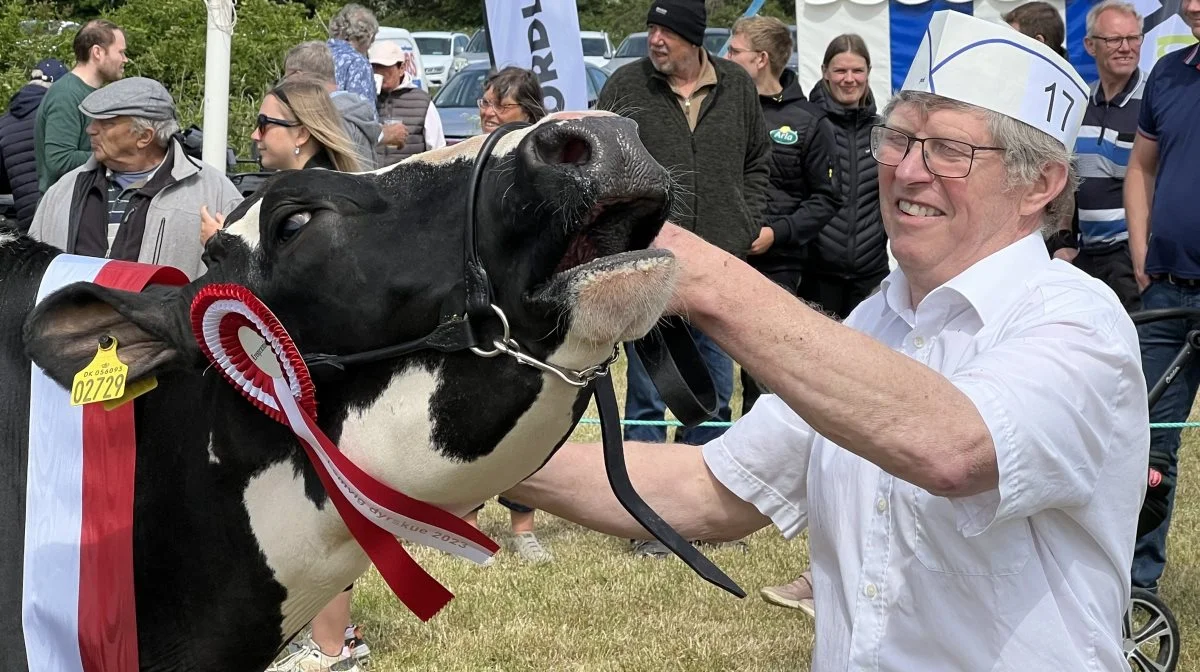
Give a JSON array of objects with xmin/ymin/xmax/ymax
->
[{"xmin": 651, "ymin": 223, "xmax": 729, "ymax": 318}]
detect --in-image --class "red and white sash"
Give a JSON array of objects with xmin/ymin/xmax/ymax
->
[{"xmin": 24, "ymin": 255, "xmax": 187, "ymax": 672}]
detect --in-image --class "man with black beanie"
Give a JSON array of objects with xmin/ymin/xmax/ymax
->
[{"xmin": 597, "ymin": 0, "xmax": 771, "ymax": 558}]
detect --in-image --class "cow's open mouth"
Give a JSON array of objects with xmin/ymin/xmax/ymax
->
[{"xmin": 552, "ymin": 195, "xmax": 666, "ymax": 276}]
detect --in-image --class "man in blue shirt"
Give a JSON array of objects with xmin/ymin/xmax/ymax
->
[
  {"xmin": 1055, "ymin": 0, "xmax": 1146, "ymax": 311},
  {"xmin": 1125, "ymin": 0, "xmax": 1200, "ymax": 593}
]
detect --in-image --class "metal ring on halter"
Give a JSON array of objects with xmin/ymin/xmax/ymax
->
[{"xmin": 468, "ymin": 305, "xmax": 512, "ymax": 358}]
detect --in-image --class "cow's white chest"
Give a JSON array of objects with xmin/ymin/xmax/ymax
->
[
  {"xmin": 337, "ymin": 357, "xmax": 586, "ymax": 512},
  {"xmin": 243, "ymin": 461, "xmax": 369, "ymax": 639}
]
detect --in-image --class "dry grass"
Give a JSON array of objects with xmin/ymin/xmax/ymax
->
[{"xmin": 344, "ymin": 357, "xmax": 1200, "ymax": 671}]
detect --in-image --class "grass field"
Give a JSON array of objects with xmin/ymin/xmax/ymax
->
[{"xmin": 343, "ymin": 358, "xmax": 1200, "ymax": 671}]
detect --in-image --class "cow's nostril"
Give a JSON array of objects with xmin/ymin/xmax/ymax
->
[
  {"xmin": 558, "ymin": 138, "xmax": 591, "ymax": 165},
  {"xmin": 536, "ymin": 132, "xmax": 593, "ymax": 167}
]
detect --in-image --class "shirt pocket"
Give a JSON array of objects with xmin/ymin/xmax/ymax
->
[{"xmin": 911, "ymin": 489, "xmax": 1032, "ymax": 576}]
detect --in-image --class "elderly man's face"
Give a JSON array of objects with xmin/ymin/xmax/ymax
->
[
  {"xmin": 372, "ymin": 62, "xmax": 404, "ymax": 92},
  {"xmin": 87, "ymin": 116, "xmax": 154, "ymax": 170},
  {"xmin": 878, "ymin": 103, "xmax": 1056, "ymax": 288},
  {"xmin": 647, "ymin": 24, "xmax": 695, "ymax": 76}
]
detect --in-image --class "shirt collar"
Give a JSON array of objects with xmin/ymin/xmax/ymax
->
[
  {"xmin": 879, "ymin": 232, "xmax": 1051, "ymax": 328},
  {"xmin": 1090, "ymin": 68, "xmax": 1144, "ymax": 107},
  {"xmin": 1184, "ymin": 43, "xmax": 1200, "ymax": 67}
]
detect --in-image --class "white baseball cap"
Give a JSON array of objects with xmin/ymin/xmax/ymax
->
[{"xmin": 368, "ymin": 41, "xmax": 407, "ymax": 67}]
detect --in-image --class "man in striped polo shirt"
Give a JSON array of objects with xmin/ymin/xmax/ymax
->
[{"xmin": 1049, "ymin": 0, "xmax": 1145, "ymax": 311}]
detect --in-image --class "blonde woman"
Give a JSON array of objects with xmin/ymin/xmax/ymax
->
[{"xmin": 201, "ymin": 73, "xmax": 365, "ymax": 243}]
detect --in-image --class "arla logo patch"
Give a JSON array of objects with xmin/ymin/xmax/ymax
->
[{"xmin": 770, "ymin": 126, "xmax": 798, "ymax": 145}]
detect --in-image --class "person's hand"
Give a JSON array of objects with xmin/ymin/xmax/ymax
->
[
  {"xmin": 1052, "ymin": 247, "xmax": 1078, "ymax": 263},
  {"xmin": 651, "ymin": 223, "xmax": 727, "ymax": 317},
  {"xmin": 200, "ymin": 205, "xmax": 225, "ymax": 244},
  {"xmin": 748, "ymin": 226, "xmax": 774, "ymax": 255},
  {"xmin": 383, "ymin": 121, "xmax": 408, "ymax": 148},
  {"xmin": 1135, "ymin": 264, "xmax": 1151, "ymax": 292}
]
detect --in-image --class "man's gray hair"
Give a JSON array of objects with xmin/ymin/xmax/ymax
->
[
  {"xmin": 328, "ymin": 4, "xmax": 378, "ymax": 52},
  {"xmin": 128, "ymin": 115, "xmax": 182, "ymax": 149},
  {"xmin": 1086, "ymin": 0, "xmax": 1142, "ymax": 36},
  {"xmin": 882, "ymin": 91, "xmax": 1079, "ymax": 228},
  {"xmin": 285, "ymin": 41, "xmax": 336, "ymax": 82}
]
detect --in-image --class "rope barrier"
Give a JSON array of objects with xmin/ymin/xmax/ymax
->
[{"xmin": 575, "ymin": 418, "xmax": 1200, "ymax": 430}]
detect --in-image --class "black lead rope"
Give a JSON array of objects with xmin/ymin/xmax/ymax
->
[{"xmin": 594, "ymin": 373, "xmax": 744, "ymax": 598}]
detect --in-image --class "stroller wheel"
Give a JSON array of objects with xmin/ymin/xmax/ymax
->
[{"xmin": 1125, "ymin": 587, "xmax": 1180, "ymax": 672}]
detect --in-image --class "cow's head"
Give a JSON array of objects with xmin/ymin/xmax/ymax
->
[{"xmin": 24, "ymin": 111, "xmax": 677, "ymax": 501}]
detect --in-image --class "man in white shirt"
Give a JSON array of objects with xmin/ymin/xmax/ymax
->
[{"xmin": 506, "ymin": 12, "xmax": 1148, "ymax": 671}]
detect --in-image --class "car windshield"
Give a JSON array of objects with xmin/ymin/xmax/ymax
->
[
  {"xmin": 614, "ymin": 35, "xmax": 646, "ymax": 57},
  {"xmin": 582, "ymin": 37, "xmax": 608, "ymax": 56},
  {"xmin": 466, "ymin": 30, "xmax": 488, "ymax": 52},
  {"xmin": 416, "ymin": 37, "xmax": 451, "ymax": 56},
  {"xmin": 434, "ymin": 68, "xmax": 489, "ymax": 108},
  {"xmin": 704, "ymin": 31, "xmax": 730, "ymax": 53}
]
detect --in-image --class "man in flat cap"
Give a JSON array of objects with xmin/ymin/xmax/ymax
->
[
  {"xmin": 509, "ymin": 11, "xmax": 1148, "ymax": 670},
  {"xmin": 28, "ymin": 76, "xmax": 242, "ymax": 280}
]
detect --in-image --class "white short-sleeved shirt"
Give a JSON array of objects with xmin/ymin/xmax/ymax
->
[{"xmin": 705, "ymin": 233, "xmax": 1149, "ymax": 671}]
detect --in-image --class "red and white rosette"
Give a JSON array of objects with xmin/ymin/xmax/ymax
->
[{"xmin": 189, "ymin": 284, "xmax": 498, "ymax": 621}]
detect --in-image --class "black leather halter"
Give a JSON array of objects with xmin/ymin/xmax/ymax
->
[{"xmin": 303, "ymin": 122, "xmax": 743, "ymax": 598}]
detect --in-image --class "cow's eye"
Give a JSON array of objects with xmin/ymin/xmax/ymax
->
[{"xmin": 279, "ymin": 211, "xmax": 312, "ymax": 242}]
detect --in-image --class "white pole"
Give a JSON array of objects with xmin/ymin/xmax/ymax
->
[{"xmin": 201, "ymin": 0, "xmax": 233, "ymax": 171}]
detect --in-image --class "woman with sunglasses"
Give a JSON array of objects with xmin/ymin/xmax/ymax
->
[
  {"xmin": 477, "ymin": 66, "xmax": 546, "ymax": 135},
  {"xmin": 201, "ymin": 75, "xmax": 367, "ymax": 244},
  {"xmin": 253, "ymin": 73, "xmax": 364, "ymax": 172}
]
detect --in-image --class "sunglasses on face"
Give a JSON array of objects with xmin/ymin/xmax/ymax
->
[{"xmin": 256, "ymin": 113, "xmax": 299, "ymax": 136}]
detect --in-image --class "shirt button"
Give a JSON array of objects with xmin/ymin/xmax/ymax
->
[
  {"xmin": 864, "ymin": 583, "xmax": 878, "ymax": 598},
  {"xmin": 876, "ymin": 498, "xmax": 888, "ymax": 513},
  {"xmin": 913, "ymin": 335, "xmax": 926, "ymax": 348}
]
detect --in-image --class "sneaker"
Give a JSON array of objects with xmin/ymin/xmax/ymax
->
[
  {"xmin": 630, "ymin": 539, "xmax": 670, "ymax": 558},
  {"xmin": 759, "ymin": 571, "xmax": 815, "ymax": 617},
  {"xmin": 511, "ymin": 531, "xmax": 553, "ymax": 564},
  {"xmin": 343, "ymin": 624, "xmax": 370, "ymax": 662},
  {"xmin": 267, "ymin": 638, "xmax": 362, "ymax": 671}
]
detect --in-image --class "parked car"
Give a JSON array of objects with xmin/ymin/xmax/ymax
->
[
  {"xmin": 434, "ymin": 60, "xmax": 610, "ymax": 145},
  {"xmin": 453, "ymin": 29, "xmax": 622, "ymax": 78},
  {"xmin": 604, "ymin": 27, "xmax": 732, "ymax": 74},
  {"xmin": 580, "ymin": 30, "xmax": 614, "ymax": 68},
  {"xmin": 412, "ymin": 30, "xmax": 470, "ymax": 89},
  {"xmin": 372, "ymin": 26, "xmax": 429, "ymax": 92}
]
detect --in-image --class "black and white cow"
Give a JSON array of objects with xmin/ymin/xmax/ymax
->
[{"xmin": 0, "ymin": 112, "xmax": 679, "ymax": 671}]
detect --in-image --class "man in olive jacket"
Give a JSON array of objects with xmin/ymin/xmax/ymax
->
[{"xmin": 598, "ymin": 0, "xmax": 769, "ymax": 559}]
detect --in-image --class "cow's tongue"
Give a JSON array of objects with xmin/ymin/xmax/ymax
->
[{"xmin": 554, "ymin": 230, "xmax": 599, "ymax": 274}]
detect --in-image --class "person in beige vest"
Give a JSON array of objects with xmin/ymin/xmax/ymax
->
[{"xmin": 368, "ymin": 41, "xmax": 445, "ymax": 165}]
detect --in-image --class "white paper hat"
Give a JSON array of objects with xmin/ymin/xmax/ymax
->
[{"xmin": 901, "ymin": 11, "xmax": 1089, "ymax": 148}]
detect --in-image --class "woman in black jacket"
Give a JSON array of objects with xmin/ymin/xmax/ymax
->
[
  {"xmin": 803, "ymin": 34, "xmax": 890, "ymax": 320},
  {"xmin": 726, "ymin": 15, "xmax": 840, "ymax": 411}
]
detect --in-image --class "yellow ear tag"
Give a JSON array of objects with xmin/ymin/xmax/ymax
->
[
  {"xmin": 101, "ymin": 376, "xmax": 158, "ymax": 411},
  {"xmin": 70, "ymin": 336, "xmax": 129, "ymax": 406}
]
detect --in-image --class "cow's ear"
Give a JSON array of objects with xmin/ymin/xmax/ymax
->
[{"xmin": 23, "ymin": 282, "xmax": 200, "ymax": 390}]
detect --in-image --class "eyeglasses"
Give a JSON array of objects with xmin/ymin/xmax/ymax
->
[
  {"xmin": 477, "ymin": 98, "xmax": 521, "ymax": 112},
  {"xmin": 725, "ymin": 46, "xmax": 762, "ymax": 57},
  {"xmin": 256, "ymin": 113, "xmax": 299, "ymax": 135},
  {"xmin": 870, "ymin": 125, "xmax": 1005, "ymax": 179},
  {"xmin": 1087, "ymin": 33, "xmax": 1144, "ymax": 48}
]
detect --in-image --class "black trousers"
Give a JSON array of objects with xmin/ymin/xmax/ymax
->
[
  {"xmin": 1074, "ymin": 241, "xmax": 1141, "ymax": 312},
  {"xmin": 741, "ymin": 269, "xmax": 887, "ymax": 413}
]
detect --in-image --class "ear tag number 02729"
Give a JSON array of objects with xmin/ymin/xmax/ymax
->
[{"xmin": 71, "ymin": 336, "xmax": 129, "ymax": 407}]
